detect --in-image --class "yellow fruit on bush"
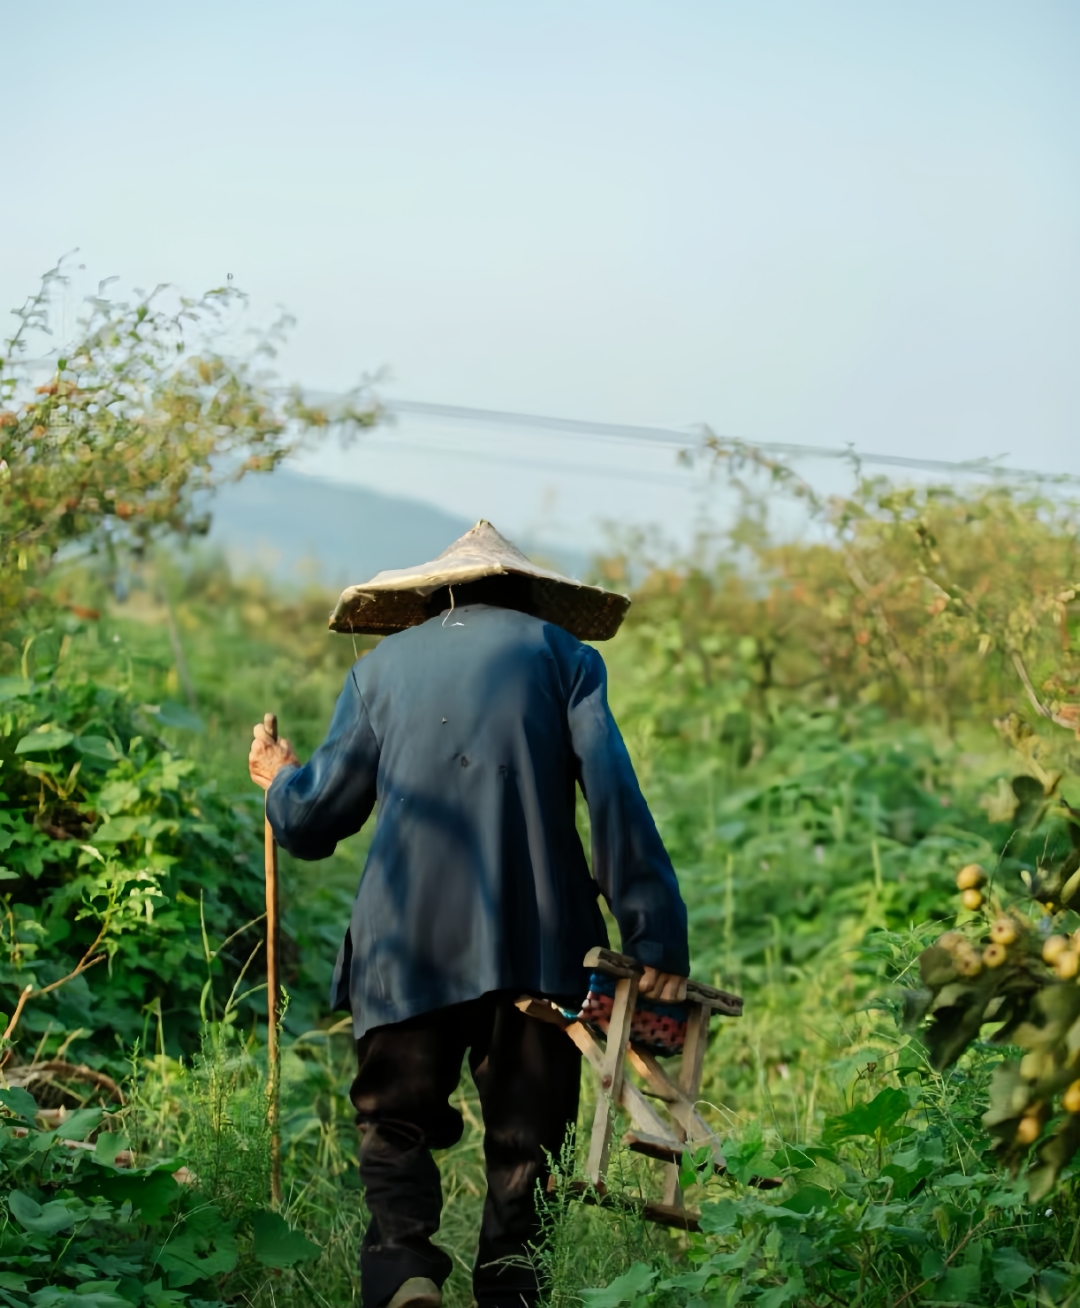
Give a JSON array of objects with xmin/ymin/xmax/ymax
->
[
  {"xmin": 956, "ymin": 864, "xmax": 987, "ymax": 891},
  {"xmin": 1043, "ymin": 935, "xmax": 1069, "ymax": 965},
  {"xmin": 1016, "ymin": 1113, "xmax": 1042, "ymax": 1145},
  {"xmin": 1057, "ymin": 950, "xmax": 1080, "ymax": 980},
  {"xmin": 990, "ymin": 918, "xmax": 1017, "ymax": 946},
  {"xmin": 955, "ymin": 950, "xmax": 982, "ymax": 977},
  {"xmin": 983, "ymin": 943, "xmax": 1008, "ymax": 968},
  {"xmin": 960, "ymin": 888, "xmax": 984, "ymax": 911},
  {"xmin": 1063, "ymin": 1081, "xmax": 1080, "ymax": 1115},
  {"xmin": 938, "ymin": 931, "xmax": 963, "ymax": 952}
]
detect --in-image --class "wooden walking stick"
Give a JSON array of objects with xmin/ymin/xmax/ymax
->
[{"xmin": 263, "ymin": 712, "xmax": 283, "ymax": 1206}]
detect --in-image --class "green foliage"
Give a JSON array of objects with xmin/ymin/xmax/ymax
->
[
  {"xmin": 575, "ymin": 1079, "xmax": 1080, "ymax": 1307},
  {"xmin": 908, "ymin": 784, "xmax": 1080, "ymax": 1198},
  {"xmin": 0, "ymin": 1027, "xmax": 324, "ymax": 1308},
  {"xmin": 614, "ymin": 448, "xmax": 1080, "ymax": 728},
  {"xmin": 0, "ymin": 262, "xmax": 377, "ymax": 629},
  {"xmin": 0, "ymin": 642, "xmax": 266, "ymax": 1062},
  {"xmin": 11, "ymin": 312, "xmax": 1080, "ymax": 1303},
  {"xmin": 180, "ymin": 1022, "xmax": 272, "ymax": 1219}
]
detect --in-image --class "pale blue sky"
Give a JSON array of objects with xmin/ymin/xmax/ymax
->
[{"xmin": 4, "ymin": 1, "xmax": 1078, "ymax": 549}]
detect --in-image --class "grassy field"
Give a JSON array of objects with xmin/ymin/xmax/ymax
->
[{"xmin": 4, "ymin": 502, "xmax": 1080, "ymax": 1305}]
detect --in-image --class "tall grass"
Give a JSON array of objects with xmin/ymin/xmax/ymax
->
[{"xmin": 8, "ymin": 471, "xmax": 1080, "ymax": 1304}]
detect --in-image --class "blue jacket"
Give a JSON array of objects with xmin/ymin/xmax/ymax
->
[{"xmin": 266, "ymin": 603, "xmax": 689, "ymax": 1038}]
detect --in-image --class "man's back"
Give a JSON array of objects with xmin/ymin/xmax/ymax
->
[{"xmin": 267, "ymin": 602, "xmax": 687, "ymax": 1037}]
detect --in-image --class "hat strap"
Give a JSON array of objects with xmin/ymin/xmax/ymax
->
[{"xmin": 441, "ymin": 584, "xmax": 457, "ymax": 627}]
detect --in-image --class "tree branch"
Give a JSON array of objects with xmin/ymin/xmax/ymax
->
[
  {"xmin": 889, "ymin": 1216, "xmax": 993, "ymax": 1308},
  {"xmin": 844, "ymin": 553, "xmax": 915, "ymax": 675},
  {"xmin": 1011, "ymin": 650, "xmax": 1051, "ymax": 719},
  {"xmin": 1, "ymin": 918, "xmax": 110, "ymax": 1055}
]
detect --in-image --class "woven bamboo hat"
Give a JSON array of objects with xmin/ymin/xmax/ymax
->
[{"xmin": 329, "ymin": 520, "xmax": 630, "ymax": 641}]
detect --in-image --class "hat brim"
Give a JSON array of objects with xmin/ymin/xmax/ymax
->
[
  {"xmin": 330, "ymin": 567, "xmax": 629, "ymax": 641},
  {"xmin": 329, "ymin": 519, "xmax": 630, "ymax": 641}
]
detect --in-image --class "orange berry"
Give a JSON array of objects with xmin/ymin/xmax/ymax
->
[
  {"xmin": 1043, "ymin": 936, "xmax": 1069, "ymax": 965},
  {"xmin": 990, "ymin": 918, "xmax": 1017, "ymax": 946},
  {"xmin": 955, "ymin": 950, "xmax": 983, "ymax": 978},
  {"xmin": 1056, "ymin": 950, "xmax": 1080, "ymax": 980},
  {"xmin": 961, "ymin": 888, "xmax": 984, "ymax": 911},
  {"xmin": 957, "ymin": 864, "xmax": 987, "ymax": 891},
  {"xmin": 1016, "ymin": 1114, "xmax": 1042, "ymax": 1145},
  {"xmin": 1063, "ymin": 1081, "xmax": 1080, "ymax": 1115},
  {"xmin": 983, "ymin": 944, "xmax": 1008, "ymax": 968}
]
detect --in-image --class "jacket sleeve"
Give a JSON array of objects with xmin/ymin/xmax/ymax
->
[
  {"xmin": 566, "ymin": 644, "xmax": 690, "ymax": 976},
  {"xmin": 265, "ymin": 665, "xmax": 379, "ymax": 861}
]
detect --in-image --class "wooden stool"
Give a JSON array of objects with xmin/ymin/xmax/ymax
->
[{"xmin": 517, "ymin": 946, "xmax": 743, "ymax": 1231}]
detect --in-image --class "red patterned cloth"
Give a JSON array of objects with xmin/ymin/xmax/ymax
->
[{"xmin": 573, "ymin": 971, "xmax": 689, "ymax": 1056}]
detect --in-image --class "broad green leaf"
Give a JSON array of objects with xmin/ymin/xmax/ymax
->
[
  {"xmin": 92, "ymin": 1170, "xmax": 182, "ymax": 1224},
  {"xmin": 920, "ymin": 1248, "xmax": 945, "ymax": 1279},
  {"xmin": 992, "ymin": 1247, "xmax": 1035, "ymax": 1292},
  {"xmin": 1037, "ymin": 1268, "xmax": 1073, "ymax": 1299},
  {"xmin": 138, "ymin": 1281, "xmax": 189, "ymax": 1308},
  {"xmin": 55, "ymin": 1108, "xmax": 103, "ymax": 1141},
  {"xmin": 757, "ymin": 1274, "xmax": 806, "ymax": 1308},
  {"xmin": 91, "ymin": 817, "xmax": 144, "ymax": 844},
  {"xmin": 29, "ymin": 1284, "xmax": 129, "ymax": 1308},
  {"xmin": 96, "ymin": 780, "xmax": 142, "ymax": 816},
  {"xmin": 720, "ymin": 1126, "xmax": 780, "ymax": 1184},
  {"xmin": 823, "ymin": 1088, "xmax": 911, "ymax": 1142},
  {"xmin": 659, "ymin": 1266, "xmax": 717, "ymax": 1294},
  {"xmin": 580, "ymin": 1263, "xmax": 656, "ymax": 1307},
  {"xmin": 698, "ymin": 1198, "xmax": 739, "ymax": 1235},
  {"xmin": 700, "ymin": 1242, "xmax": 756, "ymax": 1275},
  {"xmin": 75, "ymin": 735, "xmax": 121, "ymax": 761},
  {"xmin": 782, "ymin": 1184, "xmax": 834, "ymax": 1215},
  {"xmin": 0, "ymin": 1086, "xmax": 39, "ymax": 1120},
  {"xmin": 938, "ymin": 1261, "xmax": 981, "ymax": 1302},
  {"xmin": 880, "ymin": 1156, "xmax": 934, "ymax": 1200},
  {"xmin": 15, "ymin": 728, "xmax": 74, "ymax": 754},
  {"xmin": 8, "ymin": 1190, "xmax": 80, "ymax": 1235},
  {"xmin": 93, "ymin": 1130, "xmax": 130, "ymax": 1167},
  {"xmin": 155, "ymin": 1222, "xmax": 237, "ymax": 1288},
  {"xmin": 153, "ymin": 701, "xmax": 204, "ymax": 732},
  {"xmin": 251, "ymin": 1209, "xmax": 322, "ymax": 1268},
  {"xmin": 0, "ymin": 676, "xmax": 30, "ymax": 702}
]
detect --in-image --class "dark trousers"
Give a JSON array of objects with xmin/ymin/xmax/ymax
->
[{"xmin": 351, "ymin": 991, "xmax": 581, "ymax": 1308}]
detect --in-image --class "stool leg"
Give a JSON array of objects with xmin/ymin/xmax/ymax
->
[
  {"xmin": 662, "ymin": 1001, "xmax": 711, "ymax": 1206},
  {"xmin": 585, "ymin": 974, "xmax": 638, "ymax": 1186}
]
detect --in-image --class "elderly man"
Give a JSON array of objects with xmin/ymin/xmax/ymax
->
[{"xmin": 248, "ymin": 521, "xmax": 689, "ymax": 1308}]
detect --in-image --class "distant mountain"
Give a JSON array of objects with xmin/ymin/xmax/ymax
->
[{"xmin": 201, "ymin": 470, "xmax": 589, "ymax": 587}]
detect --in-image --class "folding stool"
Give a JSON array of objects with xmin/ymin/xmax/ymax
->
[{"xmin": 517, "ymin": 946, "xmax": 743, "ymax": 1231}]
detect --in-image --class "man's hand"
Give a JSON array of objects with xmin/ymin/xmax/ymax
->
[
  {"xmin": 248, "ymin": 722, "xmax": 301, "ymax": 792},
  {"xmin": 639, "ymin": 967, "xmax": 688, "ymax": 1003}
]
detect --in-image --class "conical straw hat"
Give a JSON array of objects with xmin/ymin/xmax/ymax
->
[{"xmin": 329, "ymin": 520, "xmax": 630, "ymax": 641}]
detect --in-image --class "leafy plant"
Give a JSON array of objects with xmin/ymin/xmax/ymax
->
[
  {"xmin": 0, "ymin": 1039, "xmax": 322, "ymax": 1307},
  {"xmin": 0, "ymin": 653, "xmax": 268, "ymax": 1064},
  {"xmin": 0, "ymin": 262, "xmax": 378, "ymax": 631}
]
